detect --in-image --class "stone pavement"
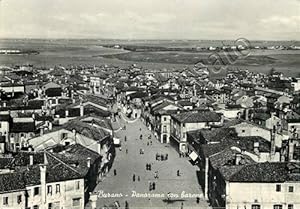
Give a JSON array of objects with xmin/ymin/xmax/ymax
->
[{"xmin": 87, "ymin": 114, "xmax": 210, "ymax": 209}]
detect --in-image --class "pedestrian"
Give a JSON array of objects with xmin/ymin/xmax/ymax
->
[
  {"xmin": 196, "ymin": 197, "xmax": 200, "ymax": 204},
  {"xmin": 179, "ymin": 152, "xmax": 181, "ymax": 158},
  {"xmin": 150, "ymin": 141, "xmax": 152, "ymax": 145},
  {"xmin": 124, "ymin": 136, "xmax": 127, "ymax": 142},
  {"xmin": 133, "ymin": 174, "xmax": 135, "ymax": 182},
  {"xmin": 126, "ymin": 149, "xmax": 128, "ymax": 154},
  {"xmin": 125, "ymin": 201, "xmax": 129, "ymax": 209},
  {"xmin": 152, "ymin": 182, "xmax": 156, "ymax": 190},
  {"xmin": 140, "ymin": 128, "xmax": 142, "ymax": 131},
  {"xmin": 138, "ymin": 176, "xmax": 140, "ymax": 181},
  {"xmin": 177, "ymin": 170, "xmax": 180, "ymax": 176},
  {"xmin": 154, "ymin": 171, "xmax": 159, "ymax": 179},
  {"xmin": 147, "ymin": 142, "xmax": 149, "ymax": 146},
  {"xmin": 119, "ymin": 147, "xmax": 122, "ymax": 151},
  {"xmin": 149, "ymin": 182, "xmax": 152, "ymax": 191},
  {"xmin": 149, "ymin": 164, "xmax": 152, "ymax": 171},
  {"xmin": 166, "ymin": 154, "xmax": 168, "ymax": 160},
  {"xmin": 146, "ymin": 164, "xmax": 148, "ymax": 170},
  {"xmin": 114, "ymin": 169, "xmax": 117, "ymax": 176},
  {"xmin": 181, "ymin": 202, "xmax": 184, "ymax": 209}
]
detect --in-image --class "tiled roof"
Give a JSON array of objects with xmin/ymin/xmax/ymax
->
[
  {"xmin": 63, "ymin": 120, "xmax": 110, "ymax": 142},
  {"xmin": 52, "ymin": 144, "xmax": 100, "ymax": 176},
  {"xmin": 0, "ymin": 172, "xmax": 25, "ymax": 193},
  {"xmin": 0, "ymin": 114, "xmax": 10, "ymax": 121},
  {"xmin": 0, "ymin": 157, "xmax": 13, "ymax": 169},
  {"xmin": 197, "ymin": 128, "xmax": 237, "ymax": 144},
  {"xmin": 229, "ymin": 162, "xmax": 300, "ymax": 182},
  {"xmin": 10, "ymin": 122, "xmax": 36, "ymax": 133},
  {"xmin": 201, "ymin": 140, "xmax": 236, "ymax": 158},
  {"xmin": 172, "ymin": 111, "xmax": 221, "ymax": 123},
  {"xmin": 237, "ymin": 136, "xmax": 272, "ymax": 153},
  {"xmin": 210, "ymin": 149, "xmax": 255, "ymax": 174}
]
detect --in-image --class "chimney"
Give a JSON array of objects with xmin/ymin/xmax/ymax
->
[
  {"xmin": 270, "ymin": 126, "xmax": 276, "ymax": 155},
  {"xmin": 29, "ymin": 153, "xmax": 34, "ymax": 165},
  {"xmin": 55, "ymin": 97, "xmax": 59, "ymax": 105},
  {"xmin": 80, "ymin": 105, "xmax": 84, "ymax": 117},
  {"xmin": 87, "ymin": 157, "xmax": 91, "ymax": 168},
  {"xmin": 65, "ymin": 109, "xmax": 69, "ymax": 118},
  {"xmin": 40, "ymin": 165, "xmax": 47, "ymax": 204},
  {"xmin": 97, "ymin": 142, "xmax": 101, "ymax": 155},
  {"xmin": 32, "ymin": 113, "xmax": 35, "ymax": 120},
  {"xmin": 288, "ymin": 138, "xmax": 295, "ymax": 161},
  {"xmin": 245, "ymin": 108, "xmax": 249, "ymax": 121},
  {"xmin": 253, "ymin": 142, "xmax": 260, "ymax": 154},
  {"xmin": 49, "ymin": 99, "xmax": 53, "ymax": 108},
  {"xmin": 3, "ymin": 102, "xmax": 6, "ymax": 107},
  {"xmin": 48, "ymin": 122, "xmax": 53, "ymax": 130},
  {"xmin": 235, "ymin": 153, "xmax": 242, "ymax": 165},
  {"xmin": 72, "ymin": 98, "xmax": 76, "ymax": 104},
  {"xmin": 72, "ymin": 129, "xmax": 76, "ymax": 139},
  {"xmin": 40, "ymin": 127, "xmax": 44, "ymax": 136}
]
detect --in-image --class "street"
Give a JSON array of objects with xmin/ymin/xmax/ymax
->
[{"xmin": 88, "ymin": 113, "xmax": 210, "ymax": 209}]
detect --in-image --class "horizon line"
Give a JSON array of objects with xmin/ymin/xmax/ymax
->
[{"xmin": 0, "ymin": 37, "xmax": 299, "ymax": 42}]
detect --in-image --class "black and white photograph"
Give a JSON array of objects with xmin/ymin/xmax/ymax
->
[{"xmin": 0, "ymin": 0, "xmax": 299, "ymax": 209}]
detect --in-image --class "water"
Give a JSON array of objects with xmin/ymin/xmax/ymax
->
[{"xmin": 0, "ymin": 39, "xmax": 299, "ymax": 77}]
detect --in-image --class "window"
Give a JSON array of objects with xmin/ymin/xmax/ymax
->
[
  {"xmin": 288, "ymin": 204, "xmax": 294, "ymax": 209},
  {"xmin": 276, "ymin": 184, "xmax": 281, "ymax": 192},
  {"xmin": 33, "ymin": 205, "xmax": 39, "ymax": 209},
  {"xmin": 163, "ymin": 125, "xmax": 167, "ymax": 133},
  {"xmin": 47, "ymin": 185, "xmax": 52, "ymax": 195},
  {"xmin": 72, "ymin": 198, "xmax": 81, "ymax": 207},
  {"xmin": 49, "ymin": 202, "xmax": 60, "ymax": 209},
  {"xmin": 274, "ymin": 205, "xmax": 283, "ymax": 209},
  {"xmin": 34, "ymin": 187, "xmax": 40, "ymax": 196},
  {"xmin": 163, "ymin": 117, "xmax": 167, "ymax": 121},
  {"xmin": 17, "ymin": 195, "xmax": 22, "ymax": 204},
  {"xmin": 61, "ymin": 133, "xmax": 68, "ymax": 140},
  {"xmin": 56, "ymin": 184, "xmax": 60, "ymax": 193},
  {"xmin": 288, "ymin": 186, "xmax": 294, "ymax": 192},
  {"xmin": 75, "ymin": 181, "xmax": 80, "ymax": 190},
  {"xmin": 242, "ymin": 129, "xmax": 245, "ymax": 133},
  {"xmin": 251, "ymin": 204, "xmax": 261, "ymax": 209},
  {"xmin": 3, "ymin": 197, "xmax": 8, "ymax": 205}
]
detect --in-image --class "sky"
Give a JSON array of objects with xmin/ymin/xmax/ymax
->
[{"xmin": 0, "ymin": 0, "xmax": 299, "ymax": 40}]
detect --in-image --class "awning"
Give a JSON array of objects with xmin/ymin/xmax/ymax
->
[
  {"xmin": 189, "ymin": 151, "xmax": 199, "ymax": 161},
  {"xmin": 113, "ymin": 138, "xmax": 120, "ymax": 145}
]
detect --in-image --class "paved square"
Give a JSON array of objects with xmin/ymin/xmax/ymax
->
[{"xmin": 87, "ymin": 114, "xmax": 210, "ymax": 209}]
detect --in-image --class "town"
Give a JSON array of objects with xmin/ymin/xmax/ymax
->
[{"xmin": 0, "ymin": 62, "xmax": 299, "ymax": 209}]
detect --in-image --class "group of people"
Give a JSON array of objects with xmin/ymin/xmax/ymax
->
[
  {"xmin": 156, "ymin": 153, "xmax": 168, "ymax": 161},
  {"xmin": 149, "ymin": 181, "xmax": 156, "ymax": 191},
  {"xmin": 146, "ymin": 163, "xmax": 152, "ymax": 170},
  {"xmin": 132, "ymin": 174, "xmax": 141, "ymax": 182}
]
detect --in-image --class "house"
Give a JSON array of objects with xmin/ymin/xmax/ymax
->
[
  {"xmin": 152, "ymin": 101, "xmax": 183, "ymax": 143},
  {"xmin": 211, "ymin": 162, "xmax": 300, "ymax": 209},
  {"xmin": 28, "ymin": 120, "xmax": 114, "ymax": 178},
  {"xmin": 170, "ymin": 110, "xmax": 223, "ymax": 153},
  {"xmin": 0, "ymin": 152, "xmax": 85, "ymax": 209},
  {"xmin": 9, "ymin": 117, "xmax": 36, "ymax": 152},
  {"xmin": 42, "ymin": 82, "xmax": 63, "ymax": 98},
  {"xmin": 231, "ymin": 121, "xmax": 288, "ymax": 148}
]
